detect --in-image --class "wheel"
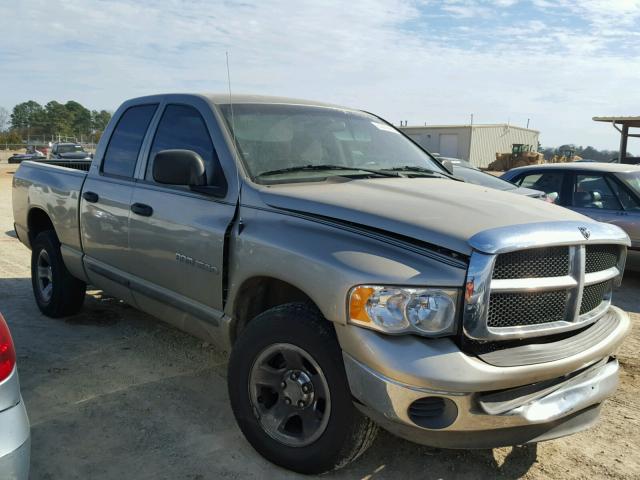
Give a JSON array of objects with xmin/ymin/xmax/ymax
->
[
  {"xmin": 31, "ymin": 230, "xmax": 86, "ymax": 317},
  {"xmin": 228, "ymin": 303, "xmax": 378, "ymax": 474}
]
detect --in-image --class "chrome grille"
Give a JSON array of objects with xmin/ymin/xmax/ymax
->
[
  {"xmin": 487, "ymin": 290, "xmax": 568, "ymax": 328},
  {"xmin": 484, "ymin": 244, "xmax": 617, "ymax": 333},
  {"xmin": 464, "ymin": 222, "xmax": 627, "ymax": 342},
  {"xmin": 493, "ymin": 247, "xmax": 569, "ymax": 279},
  {"xmin": 580, "ymin": 281, "xmax": 612, "ymax": 315},
  {"xmin": 585, "ymin": 245, "xmax": 619, "ymax": 273}
]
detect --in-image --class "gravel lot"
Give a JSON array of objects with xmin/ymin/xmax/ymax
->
[{"xmin": 1, "ymin": 164, "xmax": 638, "ymax": 479}]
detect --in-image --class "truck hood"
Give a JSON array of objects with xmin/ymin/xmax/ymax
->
[{"xmin": 259, "ymin": 177, "xmax": 590, "ymax": 256}]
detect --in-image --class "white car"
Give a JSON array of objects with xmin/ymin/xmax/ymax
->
[{"xmin": 0, "ymin": 313, "xmax": 30, "ymax": 479}]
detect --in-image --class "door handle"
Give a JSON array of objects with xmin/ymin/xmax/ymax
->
[
  {"xmin": 82, "ymin": 191, "xmax": 99, "ymax": 203},
  {"xmin": 131, "ymin": 203, "xmax": 153, "ymax": 217}
]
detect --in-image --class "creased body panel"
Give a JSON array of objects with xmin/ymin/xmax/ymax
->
[
  {"xmin": 225, "ymin": 205, "xmax": 467, "ymax": 328},
  {"xmin": 337, "ymin": 306, "xmax": 629, "ymax": 393}
]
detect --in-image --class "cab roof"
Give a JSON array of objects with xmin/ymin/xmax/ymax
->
[
  {"xmin": 126, "ymin": 93, "xmax": 354, "ymax": 111},
  {"xmin": 201, "ymin": 93, "xmax": 350, "ymax": 109}
]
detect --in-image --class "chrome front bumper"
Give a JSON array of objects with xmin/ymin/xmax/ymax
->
[
  {"xmin": 345, "ymin": 354, "xmax": 618, "ymax": 448},
  {"xmin": 338, "ymin": 306, "xmax": 629, "ymax": 449}
]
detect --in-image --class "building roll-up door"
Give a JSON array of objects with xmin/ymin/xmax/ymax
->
[{"xmin": 439, "ymin": 133, "xmax": 459, "ymax": 157}]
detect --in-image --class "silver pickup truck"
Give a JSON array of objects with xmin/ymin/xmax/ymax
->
[{"xmin": 12, "ymin": 94, "xmax": 631, "ymax": 474}]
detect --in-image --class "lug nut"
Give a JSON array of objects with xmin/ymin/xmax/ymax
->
[
  {"xmin": 284, "ymin": 398, "xmax": 291, "ymax": 405},
  {"xmin": 280, "ymin": 381, "xmax": 286, "ymax": 389},
  {"xmin": 290, "ymin": 372, "xmax": 299, "ymax": 380},
  {"xmin": 298, "ymin": 400, "xmax": 305, "ymax": 408},
  {"xmin": 302, "ymin": 384, "xmax": 311, "ymax": 393}
]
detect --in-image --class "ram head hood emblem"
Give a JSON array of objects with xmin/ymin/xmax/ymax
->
[{"xmin": 578, "ymin": 227, "xmax": 591, "ymax": 240}]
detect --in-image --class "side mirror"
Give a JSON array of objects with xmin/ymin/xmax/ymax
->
[
  {"xmin": 153, "ymin": 149, "xmax": 206, "ymax": 186},
  {"xmin": 440, "ymin": 159, "xmax": 454, "ymax": 175}
]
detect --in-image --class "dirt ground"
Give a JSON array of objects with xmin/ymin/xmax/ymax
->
[
  {"xmin": 0, "ymin": 151, "xmax": 20, "ymax": 163},
  {"xmin": 0, "ymin": 163, "xmax": 638, "ymax": 480}
]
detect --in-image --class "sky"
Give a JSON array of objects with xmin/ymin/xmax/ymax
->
[{"xmin": 1, "ymin": 0, "xmax": 639, "ymax": 149}]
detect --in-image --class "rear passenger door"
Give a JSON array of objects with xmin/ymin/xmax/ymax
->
[
  {"xmin": 80, "ymin": 103, "xmax": 158, "ymax": 301},
  {"xmin": 569, "ymin": 172, "xmax": 640, "ymax": 247},
  {"xmin": 127, "ymin": 100, "xmax": 236, "ymax": 325},
  {"xmin": 568, "ymin": 173, "xmax": 623, "ymax": 224}
]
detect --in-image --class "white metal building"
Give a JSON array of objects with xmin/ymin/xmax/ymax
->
[{"xmin": 399, "ymin": 124, "xmax": 540, "ymax": 168}]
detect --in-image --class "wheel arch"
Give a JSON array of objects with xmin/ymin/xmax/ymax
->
[
  {"xmin": 230, "ymin": 276, "xmax": 325, "ymax": 345},
  {"xmin": 27, "ymin": 207, "xmax": 58, "ymax": 246}
]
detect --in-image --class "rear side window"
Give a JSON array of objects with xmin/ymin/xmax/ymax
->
[
  {"xmin": 146, "ymin": 104, "xmax": 223, "ymax": 186},
  {"xmin": 573, "ymin": 174, "xmax": 622, "ymax": 210},
  {"xmin": 609, "ymin": 178, "xmax": 640, "ymax": 211},
  {"xmin": 517, "ymin": 172, "xmax": 564, "ymax": 203},
  {"xmin": 102, "ymin": 104, "xmax": 158, "ymax": 178}
]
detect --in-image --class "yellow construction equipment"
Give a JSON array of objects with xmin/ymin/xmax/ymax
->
[
  {"xmin": 549, "ymin": 147, "xmax": 582, "ymax": 163},
  {"xmin": 488, "ymin": 144, "xmax": 544, "ymax": 171}
]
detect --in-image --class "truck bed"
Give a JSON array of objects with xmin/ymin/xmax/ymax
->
[
  {"xmin": 33, "ymin": 159, "xmax": 92, "ymax": 172},
  {"xmin": 12, "ymin": 161, "xmax": 87, "ymax": 253}
]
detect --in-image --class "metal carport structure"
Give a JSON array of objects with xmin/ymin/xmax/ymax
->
[{"xmin": 593, "ymin": 116, "xmax": 640, "ymax": 163}]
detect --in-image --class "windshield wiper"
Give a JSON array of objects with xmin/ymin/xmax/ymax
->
[
  {"xmin": 257, "ymin": 164, "xmax": 400, "ymax": 178},
  {"xmin": 383, "ymin": 165, "xmax": 460, "ymax": 180}
]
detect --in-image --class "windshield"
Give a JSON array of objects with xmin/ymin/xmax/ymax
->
[
  {"xmin": 619, "ymin": 171, "xmax": 640, "ymax": 192},
  {"xmin": 58, "ymin": 144, "xmax": 84, "ymax": 154},
  {"xmin": 453, "ymin": 166, "xmax": 516, "ymax": 191},
  {"xmin": 219, "ymin": 104, "xmax": 443, "ymax": 183}
]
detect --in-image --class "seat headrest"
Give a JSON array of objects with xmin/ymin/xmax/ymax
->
[{"xmin": 572, "ymin": 192, "xmax": 591, "ymax": 207}]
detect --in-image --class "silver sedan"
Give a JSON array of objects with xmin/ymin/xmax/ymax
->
[
  {"xmin": 502, "ymin": 163, "xmax": 640, "ymax": 251},
  {"xmin": 0, "ymin": 313, "xmax": 30, "ymax": 480}
]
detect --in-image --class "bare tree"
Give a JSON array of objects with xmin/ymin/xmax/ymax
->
[{"xmin": 0, "ymin": 107, "xmax": 8, "ymax": 132}]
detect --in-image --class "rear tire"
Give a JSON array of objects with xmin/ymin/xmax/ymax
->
[
  {"xmin": 228, "ymin": 303, "xmax": 378, "ymax": 474},
  {"xmin": 31, "ymin": 230, "xmax": 86, "ymax": 317}
]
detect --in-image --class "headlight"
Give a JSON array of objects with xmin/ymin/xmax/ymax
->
[{"xmin": 348, "ymin": 285, "xmax": 459, "ymax": 337}]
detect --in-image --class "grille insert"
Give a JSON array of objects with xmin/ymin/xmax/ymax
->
[
  {"xmin": 580, "ymin": 281, "xmax": 610, "ymax": 314},
  {"xmin": 493, "ymin": 247, "xmax": 570, "ymax": 280},
  {"xmin": 585, "ymin": 245, "xmax": 618, "ymax": 274},
  {"xmin": 487, "ymin": 290, "xmax": 568, "ymax": 328}
]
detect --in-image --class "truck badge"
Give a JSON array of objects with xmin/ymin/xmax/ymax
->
[{"xmin": 578, "ymin": 227, "xmax": 591, "ymax": 240}]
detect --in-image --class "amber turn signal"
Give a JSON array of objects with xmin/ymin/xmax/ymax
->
[{"xmin": 349, "ymin": 286, "xmax": 375, "ymax": 323}]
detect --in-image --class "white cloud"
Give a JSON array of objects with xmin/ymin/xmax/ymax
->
[
  {"xmin": 0, "ymin": 0, "xmax": 638, "ymax": 149},
  {"xmin": 574, "ymin": 0, "xmax": 640, "ymax": 27},
  {"xmin": 492, "ymin": 0, "xmax": 519, "ymax": 6},
  {"xmin": 441, "ymin": 0, "xmax": 492, "ymax": 18}
]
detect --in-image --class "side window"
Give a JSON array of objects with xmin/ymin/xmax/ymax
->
[
  {"xmin": 572, "ymin": 174, "xmax": 622, "ymax": 210},
  {"xmin": 608, "ymin": 178, "xmax": 640, "ymax": 211},
  {"xmin": 516, "ymin": 173, "xmax": 540, "ymax": 187},
  {"xmin": 146, "ymin": 104, "xmax": 223, "ymax": 186},
  {"xmin": 102, "ymin": 104, "xmax": 158, "ymax": 178},
  {"xmin": 519, "ymin": 172, "xmax": 564, "ymax": 204}
]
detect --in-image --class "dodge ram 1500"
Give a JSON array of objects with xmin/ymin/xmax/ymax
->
[{"xmin": 12, "ymin": 94, "xmax": 630, "ymax": 474}]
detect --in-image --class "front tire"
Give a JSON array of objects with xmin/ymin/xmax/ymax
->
[
  {"xmin": 228, "ymin": 303, "xmax": 378, "ymax": 474},
  {"xmin": 31, "ymin": 230, "xmax": 86, "ymax": 317}
]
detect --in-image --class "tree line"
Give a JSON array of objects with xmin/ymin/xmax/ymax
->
[
  {"xmin": 0, "ymin": 100, "xmax": 112, "ymax": 146},
  {"xmin": 540, "ymin": 144, "xmax": 632, "ymax": 162}
]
